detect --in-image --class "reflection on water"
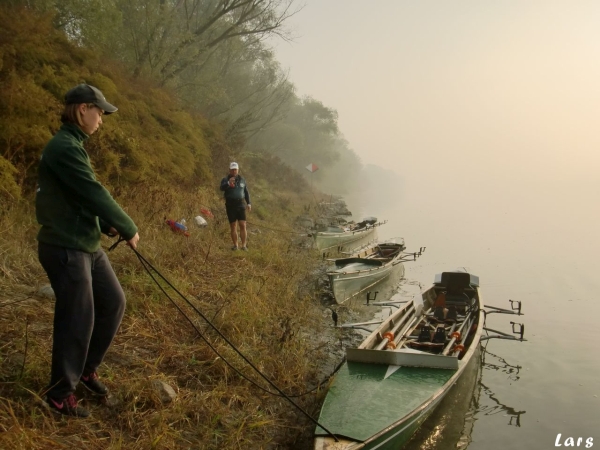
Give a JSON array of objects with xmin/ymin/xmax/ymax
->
[
  {"xmin": 317, "ymin": 173, "xmax": 600, "ymax": 449},
  {"xmin": 336, "ymin": 174, "xmax": 600, "ymax": 448},
  {"xmin": 480, "ymin": 347, "xmax": 522, "ymax": 382},
  {"xmin": 478, "ymin": 381, "xmax": 525, "ymax": 428},
  {"xmin": 477, "ymin": 343, "xmax": 526, "ymax": 428},
  {"xmin": 327, "ymin": 260, "xmax": 527, "ymax": 450},
  {"xmin": 403, "ymin": 345, "xmax": 481, "ymax": 450},
  {"xmin": 404, "ymin": 341, "xmax": 526, "ymax": 450}
]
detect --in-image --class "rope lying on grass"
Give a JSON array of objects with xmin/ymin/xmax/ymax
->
[{"xmin": 109, "ymin": 238, "xmax": 340, "ymax": 442}]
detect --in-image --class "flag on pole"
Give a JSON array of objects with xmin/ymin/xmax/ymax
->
[{"xmin": 305, "ymin": 163, "xmax": 319, "ymax": 173}]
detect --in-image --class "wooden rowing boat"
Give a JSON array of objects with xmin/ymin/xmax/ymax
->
[
  {"xmin": 313, "ymin": 218, "xmax": 384, "ymax": 252},
  {"xmin": 314, "ymin": 270, "xmax": 525, "ymax": 450},
  {"xmin": 327, "ymin": 239, "xmax": 406, "ymax": 304}
]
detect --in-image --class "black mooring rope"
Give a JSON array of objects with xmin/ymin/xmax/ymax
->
[{"xmin": 109, "ymin": 238, "xmax": 339, "ymax": 441}]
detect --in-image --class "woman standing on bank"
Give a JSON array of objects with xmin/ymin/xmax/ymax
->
[{"xmin": 36, "ymin": 84, "xmax": 139, "ymax": 417}]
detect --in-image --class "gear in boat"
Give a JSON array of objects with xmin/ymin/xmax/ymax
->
[{"xmin": 408, "ymin": 271, "xmax": 479, "ymax": 354}]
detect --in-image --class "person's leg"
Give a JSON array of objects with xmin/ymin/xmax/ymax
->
[
  {"xmin": 226, "ymin": 204, "xmax": 239, "ymax": 249},
  {"xmin": 237, "ymin": 206, "xmax": 248, "ymax": 249},
  {"xmin": 38, "ymin": 243, "xmax": 94, "ymax": 400},
  {"xmin": 239, "ymin": 220, "xmax": 247, "ymax": 248},
  {"xmin": 83, "ymin": 249, "xmax": 126, "ymax": 375},
  {"xmin": 229, "ymin": 221, "xmax": 238, "ymax": 248}
]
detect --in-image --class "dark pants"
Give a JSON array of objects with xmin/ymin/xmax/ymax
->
[
  {"xmin": 38, "ymin": 242, "xmax": 126, "ymax": 399},
  {"xmin": 226, "ymin": 200, "xmax": 247, "ymax": 223}
]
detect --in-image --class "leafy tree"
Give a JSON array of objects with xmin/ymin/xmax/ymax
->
[
  {"xmin": 0, "ymin": 6, "xmax": 214, "ymax": 199},
  {"xmin": 7, "ymin": 0, "xmax": 123, "ymax": 50},
  {"xmin": 0, "ymin": 3, "xmax": 366, "ymax": 203},
  {"xmin": 249, "ymin": 96, "xmax": 339, "ymax": 167},
  {"xmin": 0, "ymin": 6, "xmax": 76, "ymax": 199},
  {"xmin": 314, "ymin": 137, "xmax": 363, "ymax": 196},
  {"xmin": 17, "ymin": 0, "xmax": 301, "ymax": 153}
]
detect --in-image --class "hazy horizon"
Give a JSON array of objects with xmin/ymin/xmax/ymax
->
[
  {"xmin": 271, "ymin": 1, "xmax": 600, "ymax": 192},
  {"xmin": 270, "ymin": 9, "xmax": 600, "ymax": 447}
]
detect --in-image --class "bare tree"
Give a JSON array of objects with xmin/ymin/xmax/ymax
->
[{"xmin": 118, "ymin": 0, "xmax": 299, "ymax": 84}]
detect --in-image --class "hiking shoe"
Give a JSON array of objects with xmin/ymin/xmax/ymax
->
[
  {"xmin": 241, "ymin": 246, "xmax": 248, "ymax": 251},
  {"xmin": 47, "ymin": 394, "xmax": 90, "ymax": 418},
  {"xmin": 80, "ymin": 372, "xmax": 108, "ymax": 396},
  {"xmin": 231, "ymin": 245, "xmax": 238, "ymax": 251}
]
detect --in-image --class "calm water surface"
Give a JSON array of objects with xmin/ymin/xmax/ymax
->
[{"xmin": 340, "ymin": 173, "xmax": 600, "ymax": 450}]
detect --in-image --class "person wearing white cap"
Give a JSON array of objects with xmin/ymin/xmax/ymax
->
[{"xmin": 220, "ymin": 162, "xmax": 251, "ymax": 250}]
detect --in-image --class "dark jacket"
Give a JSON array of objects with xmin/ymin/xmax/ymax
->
[
  {"xmin": 220, "ymin": 174, "xmax": 250, "ymax": 205},
  {"xmin": 36, "ymin": 123, "xmax": 137, "ymax": 253}
]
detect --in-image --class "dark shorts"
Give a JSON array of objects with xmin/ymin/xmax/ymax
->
[{"xmin": 226, "ymin": 202, "xmax": 246, "ymax": 223}]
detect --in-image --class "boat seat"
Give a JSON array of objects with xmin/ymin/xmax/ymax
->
[
  {"xmin": 432, "ymin": 307, "xmax": 456, "ymax": 324},
  {"xmin": 407, "ymin": 341, "xmax": 445, "ymax": 353},
  {"xmin": 441, "ymin": 283, "xmax": 476, "ymax": 313},
  {"xmin": 445, "ymin": 292, "xmax": 470, "ymax": 306},
  {"xmin": 334, "ymin": 257, "xmax": 383, "ymax": 267}
]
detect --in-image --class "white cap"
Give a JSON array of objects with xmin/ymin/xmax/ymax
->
[{"xmin": 229, "ymin": 162, "xmax": 239, "ymax": 170}]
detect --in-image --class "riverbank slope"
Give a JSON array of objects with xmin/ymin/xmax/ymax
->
[{"xmin": 0, "ymin": 186, "xmax": 359, "ymax": 449}]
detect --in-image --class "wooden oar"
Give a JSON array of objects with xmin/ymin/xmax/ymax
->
[
  {"xmin": 451, "ymin": 313, "xmax": 478, "ymax": 357},
  {"xmin": 373, "ymin": 304, "xmax": 416, "ymax": 350},
  {"xmin": 442, "ymin": 310, "xmax": 474, "ymax": 356},
  {"xmin": 394, "ymin": 309, "xmax": 432, "ymax": 349}
]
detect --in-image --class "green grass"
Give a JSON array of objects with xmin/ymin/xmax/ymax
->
[{"xmin": 0, "ymin": 187, "xmax": 339, "ymax": 450}]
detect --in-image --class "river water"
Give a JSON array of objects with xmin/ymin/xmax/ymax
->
[{"xmin": 338, "ymin": 172, "xmax": 600, "ymax": 449}]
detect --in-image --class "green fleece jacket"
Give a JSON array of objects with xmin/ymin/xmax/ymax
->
[{"xmin": 36, "ymin": 123, "xmax": 137, "ymax": 253}]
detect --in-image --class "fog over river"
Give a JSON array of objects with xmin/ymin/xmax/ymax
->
[{"xmin": 271, "ymin": 2, "xmax": 600, "ymax": 448}]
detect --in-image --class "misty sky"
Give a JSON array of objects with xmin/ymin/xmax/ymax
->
[
  {"xmin": 269, "ymin": 7, "xmax": 600, "ymax": 445},
  {"xmin": 271, "ymin": 1, "xmax": 600, "ymax": 193}
]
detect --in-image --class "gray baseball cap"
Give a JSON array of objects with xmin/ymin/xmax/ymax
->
[{"xmin": 65, "ymin": 84, "xmax": 118, "ymax": 114}]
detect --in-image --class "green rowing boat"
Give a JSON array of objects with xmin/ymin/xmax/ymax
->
[{"xmin": 314, "ymin": 270, "xmax": 525, "ymax": 449}]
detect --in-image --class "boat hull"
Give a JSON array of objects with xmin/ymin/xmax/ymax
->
[
  {"xmin": 315, "ymin": 348, "xmax": 482, "ymax": 450},
  {"xmin": 314, "ymin": 226, "xmax": 376, "ymax": 251},
  {"xmin": 314, "ymin": 361, "xmax": 456, "ymax": 450},
  {"xmin": 328, "ymin": 262, "xmax": 404, "ymax": 304},
  {"xmin": 314, "ymin": 274, "xmax": 484, "ymax": 449},
  {"xmin": 327, "ymin": 240, "xmax": 406, "ymax": 304}
]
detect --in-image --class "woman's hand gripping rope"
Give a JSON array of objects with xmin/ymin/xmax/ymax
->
[{"xmin": 107, "ymin": 231, "xmax": 139, "ymax": 250}]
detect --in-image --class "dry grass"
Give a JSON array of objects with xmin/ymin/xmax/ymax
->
[{"xmin": 0, "ymin": 187, "xmax": 340, "ymax": 449}]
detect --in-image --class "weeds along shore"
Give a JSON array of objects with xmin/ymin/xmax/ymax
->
[{"xmin": 0, "ymin": 186, "xmax": 343, "ymax": 449}]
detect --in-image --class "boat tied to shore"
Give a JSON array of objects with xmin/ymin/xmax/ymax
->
[
  {"xmin": 327, "ymin": 238, "xmax": 411, "ymax": 304},
  {"xmin": 312, "ymin": 217, "xmax": 386, "ymax": 252},
  {"xmin": 314, "ymin": 270, "xmax": 526, "ymax": 450}
]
